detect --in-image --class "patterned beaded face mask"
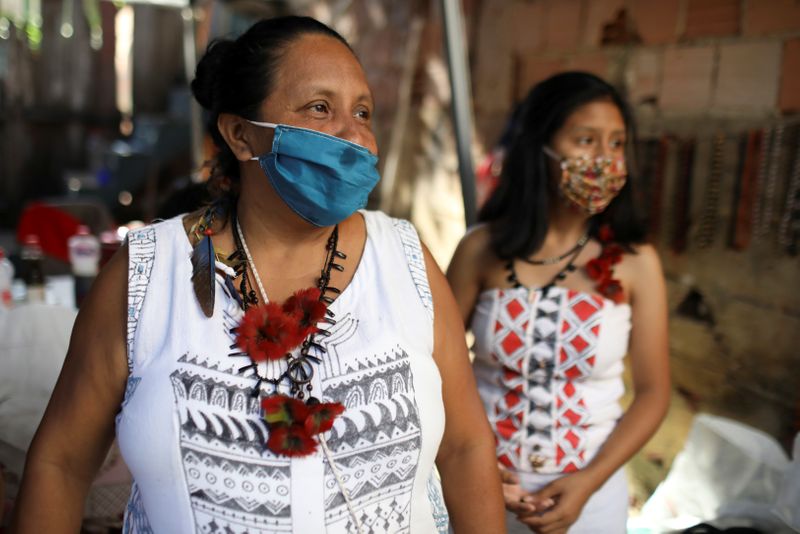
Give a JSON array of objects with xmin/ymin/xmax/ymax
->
[{"xmin": 543, "ymin": 146, "xmax": 627, "ymax": 214}]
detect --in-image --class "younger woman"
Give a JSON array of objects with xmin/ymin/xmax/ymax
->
[{"xmin": 447, "ymin": 72, "xmax": 670, "ymax": 533}]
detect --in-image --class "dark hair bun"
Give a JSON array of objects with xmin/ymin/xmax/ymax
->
[{"xmin": 191, "ymin": 39, "xmax": 234, "ymax": 111}]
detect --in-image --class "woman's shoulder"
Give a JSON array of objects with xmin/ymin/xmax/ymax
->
[
  {"xmin": 618, "ymin": 242, "xmax": 664, "ymax": 289},
  {"xmin": 447, "ymin": 224, "xmax": 498, "ymax": 284},
  {"xmin": 624, "ymin": 242, "xmax": 661, "ymax": 269},
  {"xmin": 453, "ymin": 224, "xmax": 494, "ymax": 262}
]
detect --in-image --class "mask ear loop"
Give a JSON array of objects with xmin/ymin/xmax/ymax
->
[
  {"xmin": 247, "ymin": 119, "xmax": 278, "ymax": 129},
  {"xmin": 247, "ymin": 120, "xmax": 278, "ymax": 161}
]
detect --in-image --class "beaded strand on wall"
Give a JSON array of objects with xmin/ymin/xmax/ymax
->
[
  {"xmin": 779, "ymin": 134, "xmax": 800, "ymax": 255},
  {"xmin": 697, "ymin": 133, "xmax": 725, "ymax": 249},
  {"xmin": 672, "ymin": 138, "xmax": 695, "ymax": 254},
  {"xmin": 759, "ymin": 124, "xmax": 785, "ymax": 240},
  {"xmin": 751, "ymin": 126, "xmax": 773, "ymax": 240},
  {"xmin": 730, "ymin": 129, "xmax": 762, "ymax": 251}
]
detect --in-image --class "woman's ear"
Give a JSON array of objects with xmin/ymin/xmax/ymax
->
[{"xmin": 217, "ymin": 113, "xmax": 272, "ymax": 161}]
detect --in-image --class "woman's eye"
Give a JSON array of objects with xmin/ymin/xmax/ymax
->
[
  {"xmin": 577, "ymin": 136, "xmax": 593, "ymax": 145},
  {"xmin": 355, "ymin": 108, "xmax": 371, "ymax": 121},
  {"xmin": 309, "ymin": 103, "xmax": 329, "ymax": 114},
  {"xmin": 610, "ymin": 139, "xmax": 626, "ymax": 149}
]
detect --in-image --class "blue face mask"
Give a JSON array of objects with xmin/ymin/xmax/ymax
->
[{"xmin": 248, "ymin": 121, "xmax": 380, "ymax": 227}]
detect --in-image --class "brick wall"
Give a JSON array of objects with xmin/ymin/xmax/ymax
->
[{"xmin": 472, "ymin": 0, "xmax": 800, "ymax": 143}]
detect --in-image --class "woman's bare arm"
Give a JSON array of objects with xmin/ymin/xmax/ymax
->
[
  {"xmin": 11, "ymin": 245, "xmax": 130, "ymax": 533},
  {"xmin": 445, "ymin": 225, "xmax": 490, "ymax": 326},
  {"xmin": 426, "ymin": 243, "xmax": 506, "ymax": 533}
]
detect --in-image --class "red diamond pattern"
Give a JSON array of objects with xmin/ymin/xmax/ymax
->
[
  {"xmin": 496, "ymin": 418, "xmax": 516, "ymax": 440},
  {"xmin": 506, "ymin": 299, "xmax": 524, "ymax": 320},
  {"xmin": 490, "ymin": 290, "xmax": 533, "ymax": 475},
  {"xmin": 565, "ymin": 365, "xmax": 582, "ymax": 379},
  {"xmin": 572, "ymin": 299, "xmax": 598, "ymax": 322},
  {"xmin": 501, "ymin": 331, "xmax": 523, "ymax": 355},
  {"xmin": 554, "ymin": 292, "xmax": 604, "ymax": 473},
  {"xmin": 563, "ymin": 462, "xmax": 579, "ymax": 473},
  {"xmin": 565, "ymin": 430, "xmax": 580, "ymax": 448},
  {"xmin": 570, "ymin": 334, "xmax": 589, "ymax": 353},
  {"xmin": 563, "ymin": 409, "xmax": 581, "ymax": 425},
  {"xmin": 488, "ymin": 288, "xmax": 613, "ymax": 477},
  {"xmin": 502, "ymin": 368, "xmax": 518, "ymax": 382},
  {"xmin": 505, "ymin": 391, "xmax": 521, "ymax": 408}
]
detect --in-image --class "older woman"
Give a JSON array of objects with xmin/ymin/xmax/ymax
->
[
  {"xmin": 447, "ymin": 72, "xmax": 670, "ymax": 533},
  {"xmin": 12, "ymin": 16, "xmax": 504, "ymax": 533}
]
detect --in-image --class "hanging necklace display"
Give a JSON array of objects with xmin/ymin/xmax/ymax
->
[
  {"xmin": 758, "ymin": 124, "xmax": 784, "ymax": 240},
  {"xmin": 779, "ymin": 131, "xmax": 800, "ymax": 255},
  {"xmin": 731, "ymin": 129, "xmax": 763, "ymax": 250},
  {"xmin": 518, "ymin": 231, "xmax": 590, "ymax": 265},
  {"xmin": 648, "ymin": 136, "xmax": 670, "ymax": 241},
  {"xmin": 752, "ymin": 126, "xmax": 773, "ymax": 240},
  {"xmin": 697, "ymin": 133, "xmax": 725, "ymax": 249},
  {"xmin": 672, "ymin": 138, "xmax": 695, "ymax": 254}
]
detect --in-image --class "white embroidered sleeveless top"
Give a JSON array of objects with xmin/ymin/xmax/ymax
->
[
  {"xmin": 470, "ymin": 286, "xmax": 631, "ymax": 481},
  {"xmin": 116, "ymin": 211, "xmax": 450, "ymax": 534}
]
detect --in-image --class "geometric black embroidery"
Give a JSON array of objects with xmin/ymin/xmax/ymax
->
[
  {"xmin": 126, "ymin": 227, "xmax": 156, "ymax": 373},
  {"xmin": 426, "ymin": 473, "xmax": 449, "ymax": 534},
  {"xmin": 526, "ymin": 290, "xmax": 562, "ymax": 442},
  {"xmin": 122, "ymin": 481, "xmax": 154, "ymax": 533},
  {"xmin": 321, "ymin": 345, "xmax": 422, "ymax": 533},
  {"xmin": 171, "ymin": 352, "xmax": 292, "ymax": 534},
  {"xmin": 392, "ymin": 219, "xmax": 433, "ymax": 320}
]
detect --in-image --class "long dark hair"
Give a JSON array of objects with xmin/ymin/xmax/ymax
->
[
  {"xmin": 479, "ymin": 71, "xmax": 646, "ymax": 260},
  {"xmin": 190, "ymin": 16, "xmax": 351, "ymax": 198}
]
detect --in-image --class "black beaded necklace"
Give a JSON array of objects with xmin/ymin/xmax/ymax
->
[
  {"xmin": 506, "ymin": 237, "xmax": 588, "ymax": 297},
  {"xmin": 517, "ymin": 231, "xmax": 590, "ymax": 265},
  {"xmin": 227, "ymin": 209, "xmax": 346, "ymax": 401}
]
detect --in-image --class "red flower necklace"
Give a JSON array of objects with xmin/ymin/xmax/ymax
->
[
  {"xmin": 585, "ymin": 225, "xmax": 626, "ymax": 304},
  {"xmin": 236, "ymin": 288, "xmax": 327, "ymax": 363},
  {"xmin": 229, "ymin": 216, "xmax": 346, "ymax": 457}
]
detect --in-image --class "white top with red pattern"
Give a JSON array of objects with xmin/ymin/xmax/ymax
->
[{"xmin": 470, "ymin": 286, "xmax": 631, "ymax": 479}]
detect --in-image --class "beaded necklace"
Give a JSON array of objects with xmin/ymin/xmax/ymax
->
[
  {"xmin": 230, "ymin": 215, "xmax": 344, "ymax": 401},
  {"xmin": 506, "ymin": 225, "xmax": 625, "ymax": 304},
  {"xmin": 506, "ymin": 236, "xmax": 587, "ymax": 296},
  {"xmin": 517, "ymin": 231, "xmax": 590, "ymax": 266}
]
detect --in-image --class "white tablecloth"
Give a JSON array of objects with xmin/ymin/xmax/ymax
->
[{"xmin": 0, "ymin": 302, "xmax": 131, "ymax": 524}]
